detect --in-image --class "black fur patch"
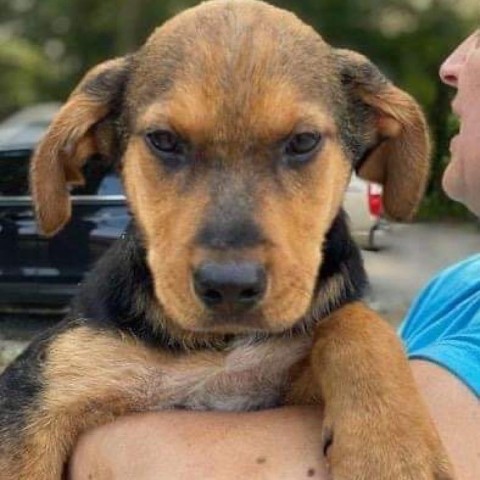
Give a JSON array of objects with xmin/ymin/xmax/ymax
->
[
  {"xmin": 288, "ymin": 210, "xmax": 368, "ymax": 335},
  {"xmin": 0, "ymin": 211, "xmax": 368, "ymax": 446},
  {"xmin": 81, "ymin": 56, "xmax": 133, "ymax": 104},
  {"xmin": 0, "ymin": 346, "xmax": 44, "ymax": 442},
  {"xmin": 70, "ymin": 209, "xmax": 367, "ymax": 349},
  {"xmin": 196, "ymin": 217, "xmax": 265, "ymax": 250},
  {"xmin": 0, "ymin": 319, "xmax": 84, "ymax": 450}
]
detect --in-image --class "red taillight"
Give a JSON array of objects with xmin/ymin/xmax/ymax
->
[{"xmin": 368, "ymin": 184, "xmax": 383, "ymax": 217}]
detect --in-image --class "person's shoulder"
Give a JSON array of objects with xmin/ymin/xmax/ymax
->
[
  {"xmin": 433, "ymin": 253, "xmax": 480, "ymax": 287},
  {"xmin": 417, "ymin": 253, "xmax": 480, "ymax": 303},
  {"xmin": 399, "ymin": 254, "xmax": 480, "ymax": 397},
  {"xmin": 399, "ymin": 253, "xmax": 480, "ymax": 344}
]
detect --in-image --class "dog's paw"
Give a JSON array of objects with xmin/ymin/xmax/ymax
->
[{"xmin": 323, "ymin": 415, "xmax": 455, "ymax": 480}]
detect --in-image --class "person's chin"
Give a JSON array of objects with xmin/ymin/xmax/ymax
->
[
  {"xmin": 442, "ymin": 156, "xmax": 480, "ymax": 216},
  {"xmin": 463, "ymin": 179, "xmax": 480, "ymax": 217},
  {"xmin": 442, "ymin": 153, "xmax": 466, "ymax": 203},
  {"xmin": 466, "ymin": 198, "xmax": 480, "ymax": 218}
]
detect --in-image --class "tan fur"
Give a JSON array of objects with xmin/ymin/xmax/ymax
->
[
  {"xmin": 297, "ymin": 302, "xmax": 453, "ymax": 479},
  {"xmin": 18, "ymin": 1, "xmax": 454, "ymax": 479},
  {"xmin": 125, "ymin": 95, "xmax": 348, "ymax": 332},
  {"xmin": 335, "ymin": 49, "xmax": 431, "ymax": 221},
  {"xmin": 3, "ymin": 327, "xmax": 310, "ymax": 479},
  {"xmin": 3, "ymin": 308, "xmax": 453, "ymax": 479},
  {"xmin": 254, "ymin": 144, "xmax": 351, "ymax": 330},
  {"xmin": 30, "ymin": 57, "xmax": 128, "ymax": 236},
  {"xmin": 30, "ymin": 1, "xmax": 429, "ymax": 329}
]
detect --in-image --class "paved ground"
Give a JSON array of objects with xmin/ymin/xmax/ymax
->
[
  {"xmin": 0, "ymin": 315, "xmax": 58, "ymax": 371},
  {"xmin": 1, "ymin": 221, "xmax": 479, "ymax": 371},
  {"xmin": 364, "ymin": 222, "xmax": 480, "ymax": 325}
]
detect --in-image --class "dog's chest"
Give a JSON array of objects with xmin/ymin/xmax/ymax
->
[{"xmin": 156, "ymin": 336, "xmax": 312, "ymax": 412}]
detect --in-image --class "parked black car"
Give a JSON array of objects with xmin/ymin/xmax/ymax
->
[{"xmin": 0, "ymin": 105, "xmax": 129, "ymax": 309}]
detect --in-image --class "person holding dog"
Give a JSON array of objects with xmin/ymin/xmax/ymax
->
[{"xmin": 68, "ymin": 29, "xmax": 480, "ymax": 480}]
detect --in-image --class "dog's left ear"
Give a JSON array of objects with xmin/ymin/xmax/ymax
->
[
  {"xmin": 335, "ymin": 49, "xmax": 430, "ymax": 221},
  {"xmin": 30, "ymin": 56, "xmax": 131, "ymax": 236}
]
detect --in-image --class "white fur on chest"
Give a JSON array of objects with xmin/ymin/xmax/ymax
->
[{"xmin": 156, "ymin": 336, "xmax": 312, "ymax": 412}]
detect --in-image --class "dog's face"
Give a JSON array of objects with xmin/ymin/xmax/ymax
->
[{"xmin": 31, "ymin": 0, "xmax": 429, "ymax": 334}]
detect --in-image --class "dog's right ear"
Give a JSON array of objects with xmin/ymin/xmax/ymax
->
[{"xmin": 30, "ymin": 56, "xmax": 131, "ymax": 236}]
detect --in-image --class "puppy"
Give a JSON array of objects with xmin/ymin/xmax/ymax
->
[{"xmin": 0, "ymin": 1, "xmax": 454, "ymax": 478}]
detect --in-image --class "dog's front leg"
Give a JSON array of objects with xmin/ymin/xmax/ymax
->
[
  {"xmin": 0, "ymin": 325, "xmax": 169, "ymax": 480},
  {"xmin": 309, "ymin": 302, "xmax": 454, "ymax": 480}
]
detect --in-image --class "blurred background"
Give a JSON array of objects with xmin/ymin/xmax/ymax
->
[
  {"xmin": 0, "ymin": 0, "xmax": 478, "ymax": 217},
  {"xmin": 0, "ymin": 0, "xmax": 479, "ymax": 369}
]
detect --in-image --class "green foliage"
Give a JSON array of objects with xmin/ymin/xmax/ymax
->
[
  {"xmin": 0, "ymin": 0, "xmax": 477, "ymax": 219},
  {"xmin": 0, "ymin": 37, "xmax": 58, "ymax": 112},
  {"xmin": 417, "ymin": 190, "xmax": 475, "ymax": 222},
  {"xmin": 275, "ymin": 0, "xmax": 476, "ymax": 218}
]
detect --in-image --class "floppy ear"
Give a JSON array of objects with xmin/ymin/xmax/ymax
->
[
  {"xmin": 30, "ymin": 56, "xmax": 131, "ymax": 236},
  {"xmin": 336, "ymin": 49, "xmax": 430, "ymax": 221}
]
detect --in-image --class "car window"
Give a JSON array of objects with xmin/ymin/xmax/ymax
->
[
  {"xmin": 0, "ymin": 147, "xmax": 123, "ymax": 198},
  {"xmin": 70, "ymin": 156, "xmax": 120, "ymax": 196},
  {"xmin": 0, "ymin": 122, "xmax": 50, "ymax": 149},
  {"xmin": 0, "ymin": 149, "xmax": 31, "ymax": 196},
  {"xmin": 97, "ymin": 173, "xmax": 124, "ymax": 195}
]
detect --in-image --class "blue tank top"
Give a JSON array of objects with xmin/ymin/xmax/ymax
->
[{"xmin": 399, "ymin": 254, "xmax": 480, "ymax": 397}]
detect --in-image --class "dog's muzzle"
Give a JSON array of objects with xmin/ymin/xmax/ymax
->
[{"xmin": 193, "ymin": 261, "xmax": 267, "ymax": 314}]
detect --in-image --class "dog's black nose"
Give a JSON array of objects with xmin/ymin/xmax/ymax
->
[{"xmin": 193, "ymin": 261, "xmax": 266, "ymax": 311}]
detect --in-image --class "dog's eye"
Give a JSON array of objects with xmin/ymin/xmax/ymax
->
[
  {"xmin": 285, "ymin": 132, "xmax": 322, "ymax": 157},
  {"xmin": 146, "ymin": 130, "xmax": 182, "ymax": 154}
]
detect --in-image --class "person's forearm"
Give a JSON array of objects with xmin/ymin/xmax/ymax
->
[
  {"xmin": 69, "ymin": 406, "xmax": 329, "ymax": 480},
  {"xmin": 69, "ymin": 361, "xmax": 479, "ymax": 480},
  {"xmin": 410, "ymin": 360, "xmax": 480, "ymax": 480}
]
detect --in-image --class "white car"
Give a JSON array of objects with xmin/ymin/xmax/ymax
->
[{"xmin": 344, "ymin": 175, "xmax": 388, "ymax": 251}]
